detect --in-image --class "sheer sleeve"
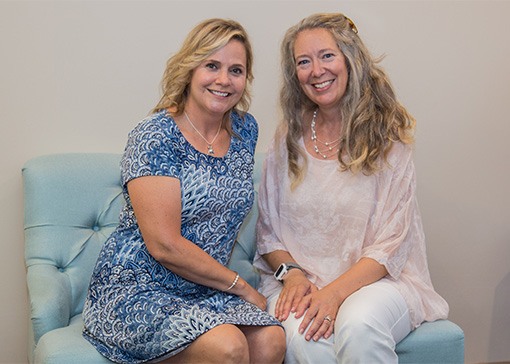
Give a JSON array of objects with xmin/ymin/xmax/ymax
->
[
  {"xmin": 361, "ymin": 142, "xmax": 423, "ymax": 280},
  {"xmin": 256, "ymin": 139, "xmax": 288, "ymax": 255}
]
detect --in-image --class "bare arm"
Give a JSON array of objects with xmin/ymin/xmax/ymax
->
[
  {"xmin": 128, "ymin": 175, "xmax": 266, "ymax": 308},
  {"xmin": 261, "ymin": 249, "xmax": 296, "ymax": 272},
  {"xmin": 325, "ymin": 257, "xmax": 388, "ymax": 304}
]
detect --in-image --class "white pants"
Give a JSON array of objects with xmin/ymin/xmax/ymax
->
[{"xmin": 267, "ymin": 279, "xmax": 412, "ymax": 364}]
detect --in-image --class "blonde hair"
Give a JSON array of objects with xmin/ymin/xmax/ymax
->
[
  {"xmin": 152, "ymin": 18, "xmax": 254, "ymax": 118},
  {"xmin": 279, "ymin": 13, "xmax": 415, "ymax": 187}
]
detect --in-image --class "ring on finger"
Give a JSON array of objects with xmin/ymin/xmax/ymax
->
[{"xmin": 323, "ymin": 315, "xmax": 332, "ymax": 323}]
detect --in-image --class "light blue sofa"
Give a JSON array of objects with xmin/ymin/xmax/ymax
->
[{"xmin": 23, "ymin": 153, "xmax": 464, "ymax": 364}]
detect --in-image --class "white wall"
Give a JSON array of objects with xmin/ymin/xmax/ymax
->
[{"xmin": 1, "ymin": 1, "xmax": 509, "ymax": 363}]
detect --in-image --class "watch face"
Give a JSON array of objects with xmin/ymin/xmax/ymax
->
[{"xmin": 275, "ymin": 264, "xmax": 286, "ymax": 277}]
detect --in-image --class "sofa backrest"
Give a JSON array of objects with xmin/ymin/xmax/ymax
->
[
  {"xmin": 22, "ymin": 152, "xmax": 264, "ymax": 346},
  {"xmin": 23, "ymin": 153, "xmax": 124, "ymax": 344}
]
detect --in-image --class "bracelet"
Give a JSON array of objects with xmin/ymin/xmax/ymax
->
[{"xmin": 226, "ymin": 272, "xmax": 240, "ymax": 291}]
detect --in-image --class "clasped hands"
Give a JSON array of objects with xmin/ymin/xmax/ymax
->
[{"xmin": 274, "ymin": 270, "xmax": 342, "ymax": 342}]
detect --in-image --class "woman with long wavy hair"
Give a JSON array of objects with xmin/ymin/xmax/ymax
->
[{"xmin": 255, "ymin": 13, "xmax": 448, "ymax": 363}]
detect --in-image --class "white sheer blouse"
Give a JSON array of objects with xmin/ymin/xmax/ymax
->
[{"xmin": 254, "ymin": 137, "xmax": 449, "ymax": 328}]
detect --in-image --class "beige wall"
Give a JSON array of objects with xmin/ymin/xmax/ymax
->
[{"xmin": 1, "ymin": 1, "xmax": 509, "ymax": 363}]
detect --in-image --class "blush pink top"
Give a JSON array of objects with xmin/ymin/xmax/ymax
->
[{"xmin": 254, "ymin": 137, "xmax": 449, "ymax": 328}]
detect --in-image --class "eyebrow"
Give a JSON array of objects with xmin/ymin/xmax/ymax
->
[
  {"xmin": 230, "ymin": 62, "xmax": 246, "ymax": 69},
  {"xmin": 296, "ymin": 47, "xmax": 337, "ymax": 58},
  {"xmin": 204, "ymin": 59, "xmax": 246, "ymax": 69}
]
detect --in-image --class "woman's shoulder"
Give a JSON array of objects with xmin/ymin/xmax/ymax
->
[
  {"xmin": 123, "ymin": 110, "xmax": 182, "ymax": 160},
  {"xmin": 384, "ymin": 141, "xmax": 415, "ymax": 173},
  {"xmin": 130, "ymin": 110, "xmax": 175, "ymax": 136},
  {"xmin": 388, "ymin": 141, "xmax": 413, "ymax": 160},
  {"xmin": 121, "ymin": 110, "xmax": 182, "ymax": 179},
  {"xmin": 231, "ymin": 110, "xmax": 258, "ymax": 150},
  {"xmin": 232, "ymin": 110, "xmax": 257, "ymax": 130},
  {"xmin": 235, "ymin": 110, "xmax": 256, "ymax": 122}
]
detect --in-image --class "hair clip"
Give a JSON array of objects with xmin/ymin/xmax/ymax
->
[{"xmin": 345, "ymin": 16, "xmax": 358, "ymax": 34}]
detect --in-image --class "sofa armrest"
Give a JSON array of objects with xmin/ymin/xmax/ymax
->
[{"xmin": 27, "ymin": 265, "xmax": 72, "ymax": 344}]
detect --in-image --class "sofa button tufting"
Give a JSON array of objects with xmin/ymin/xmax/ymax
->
[
  {"xmin": 58, "ymin": 267, "xmax": 65, "ymax": 273},
  {"xmin": 92, "ymin": 226, "xmax": 100, "ymax": 232}
]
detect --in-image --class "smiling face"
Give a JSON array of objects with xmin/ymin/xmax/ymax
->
[
  {"xmin": 294, "ymin": 28, "xmax": 348, "ymax": 112},
  {"xmin": 186, "ymin": 39, "xmax": 247, "ymax": 119}
]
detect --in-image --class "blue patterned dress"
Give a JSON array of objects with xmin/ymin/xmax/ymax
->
[{"xmin": 82, "ymin": 110, "xmax": 280, "ymax": 363}]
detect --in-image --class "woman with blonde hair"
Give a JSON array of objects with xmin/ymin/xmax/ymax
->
[
  {"xmin": 255, "ymin": 13, "xmax": 448, "ymax": 363},
  {"xmin": 83, "ymin": 18, "xmax": 285, "ymax": 364}
]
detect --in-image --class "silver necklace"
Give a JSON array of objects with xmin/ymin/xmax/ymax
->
[
  {"xmin": 184, "ymin": 111, "xmax": 222, "ymax": 155},
  {"xmin": 310, "ymin": 109, "xmax": 340, "ymax": 159}
]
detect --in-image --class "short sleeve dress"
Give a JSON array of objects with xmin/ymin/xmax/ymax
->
[{"xmin": 82, "ymin": 110, "xmax": 280, "ymax": 364}]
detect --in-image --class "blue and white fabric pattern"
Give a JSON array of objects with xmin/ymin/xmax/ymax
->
[{"xmin": 82, "ymin": 110, "xmax": 280, "ymax": 363}]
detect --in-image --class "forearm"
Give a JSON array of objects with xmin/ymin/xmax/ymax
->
[
  {"xmin": 149, "ymin": 235, "xmax": 243, "ymax": 292},
  {"xmin": 261, "ymin": 249, "xmax": 296, "ymax": 272},
  {"xmin": 327, "ymin": 257, "xmax": 388, "ymax": 302}
]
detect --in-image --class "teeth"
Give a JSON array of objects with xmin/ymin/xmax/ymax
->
[
  {"xmin": 314, "ymin": 80, "xmax": 333, "ymax": 89},
  {"xmin": 211, "ymin": 90, "xmax": 229, "ymax": 97}
]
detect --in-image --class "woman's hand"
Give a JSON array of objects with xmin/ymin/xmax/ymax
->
[
  {"xmin": 294, "ymin": 286, "xmax": 343, "ymax": 341},
  {"xmin": 231, "ymin": 277, "xmax": 268, "ymax": 311},
  {"xmin": 291, "ymin": 258, "xmax": 388, "ymax": 341},
  {"xmin": 275, "ymin": 270, "xmax": 317, "ymax": 321},
  {"xmin": 242, "ymin": 289, "xmax": 268, "ymax": 311}
]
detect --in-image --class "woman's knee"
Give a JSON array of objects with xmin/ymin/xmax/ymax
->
[
  {"xmin": 335, "ymin": 281, "xmax": 410, "ymax": 344},
  {"xmin": 263, "ymin": 325, "xmax": 286, "ymax": 350},
  {"xmin": 219, "ymin": 325, "xmax": 251, "ymax": 362},
  {"xmin": 261, "ymin": 326, "xmax": 286, "ymax": 362},
  {"xmin": 196, "ymin": 324, "xmax": 250, "ymax": 363},
  {"xmin": 336, "ymin": 313, "xmax": 378, "ymax": 341},
  {"xmin": 334, "ymin": 304, "xmax": 400, "ymax": 361},
  {"xmin": 283, "ymin": 322, "xmax": 335, "ymax": 363},
  {"xmin": 242, "ymin": 325, "xmax": 286, "ymax": 363},
  {"xmin": 334, "ymin": 318, "xmax": 398, "ymax": 363},
  {"xmin": 335, "ymin": 296, "xmax": 392, "ymax": 346}
]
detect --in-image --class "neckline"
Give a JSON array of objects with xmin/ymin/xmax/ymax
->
[
  {"xmin": 164, "ymin": 109, "xmax": 232, "ymax": 159},
  {"xmin": 299, "ymin": 136, "xmax": 339, "ymax": 163}
]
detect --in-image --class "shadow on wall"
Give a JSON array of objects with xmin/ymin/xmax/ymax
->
[{"xmin": 488, "ymin": 269, "xmax": 510, "ymax": 362}]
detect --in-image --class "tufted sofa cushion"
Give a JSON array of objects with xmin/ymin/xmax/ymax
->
[
  {"xmin": 23, "ymin": 154, "xmax": 124, "ymax": 363},
  {"xmin": 23, "ymin": 153, "xmax": 464, "ymax": 364}
]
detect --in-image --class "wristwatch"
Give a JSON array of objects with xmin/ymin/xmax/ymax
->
[{"xmin": 274, "ymin": 262, "xmax": 303, "ymax": 282}]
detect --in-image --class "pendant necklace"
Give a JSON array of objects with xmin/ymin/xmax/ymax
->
[
  {"xmin": 310, "ymin": 109, "xmax": 341, "ymax": 159},
  {"xmin": 184, "ymin": 111, "xmax": 222, "ymax": 155}
]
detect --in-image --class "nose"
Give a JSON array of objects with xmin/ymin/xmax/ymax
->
[
  {"xmin": 216, "ymin": 69, "xmax": 230, "ymax": 85},
  {"xmin": 311, "ymin": 60, "xmax": 325, "ymax": 77}
]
